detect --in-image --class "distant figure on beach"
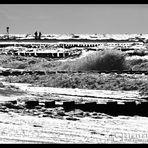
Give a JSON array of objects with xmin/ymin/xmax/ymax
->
[
  {"xmin": 38, "ymin": 32, "xmax": 42, "ymax": 40},
  {"xmin": 34, "ymin": 31, "xmax": 38, "ymax": 40},
  {"xmin": 6, "ymin": 27, "xmax": 9, "ymax": 39}
]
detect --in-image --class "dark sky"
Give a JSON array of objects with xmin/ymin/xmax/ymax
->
[{"xmin": 0, "ymin": 4, "xmax": 148, "ymax": 34}]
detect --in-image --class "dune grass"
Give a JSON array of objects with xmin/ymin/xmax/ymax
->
[
  {"xmin": 2, "ymin": 49, "xmax": 148, "ymax": 93},
  {"xmin": 0, "ymin": 54, "xmax": 62, "ymax": 71},
  {"xmin": 54, "ymin": 49, "xmax": 127, "ymax": 71},
  {"xmin": 2, "ymin": 49, "xmax": 148, "ymax": 72},
  {"xmin": 5, "ymin": 72, "xmax": 148, "ymax": 92},
  {"xmin": 125, "ymin": 58, "xmax": 148, "ymax": 71}
]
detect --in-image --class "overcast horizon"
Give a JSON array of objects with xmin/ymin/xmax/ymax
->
[{"xmin": 0, "ymin": 4, "xmax": 148, "ymax": 34}]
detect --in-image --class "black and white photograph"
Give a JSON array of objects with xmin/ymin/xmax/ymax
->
[{"xmin": 0, "ymin": 4, "xmax": 148, "ymax": 144}]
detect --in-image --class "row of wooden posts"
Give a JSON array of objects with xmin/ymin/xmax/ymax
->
[
  {"xmin": 9, "ymin": 100, "xmax": 148, "ymax": 117},
  {"xmin": 1, "ymin": 69, "xmax": 148, "ymax": 76},
  {"xmin": 5, "ymin": 51, "xmax": 70, "ymax": 58},
  {"xmin": 4, "ymin": 49, "xmax": 148, "ymax": 58}
]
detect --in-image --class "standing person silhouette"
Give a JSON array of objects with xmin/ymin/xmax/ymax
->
[
  {"xmin": 34, "ymin": 31, "xmax": 38, "ymax": 40},
  {"xmin": 6, "ymin": 27, "xmax": 9, "ymax": 39},
  {"xmin": 39, "ymin": 32, "xmax": 42, "ymax": 40}
]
